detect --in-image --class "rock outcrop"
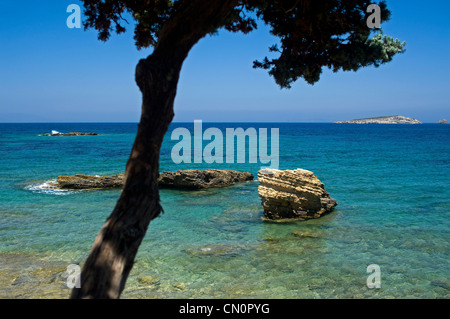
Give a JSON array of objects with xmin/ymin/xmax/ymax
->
[
  {"xmin": 157, "ymin": 169, "xmax": 254, "ymax": 189},
  {"xmin": 53, "ymin": 169, "xmax": 254, "ymax": 190},
  {"xmin": 335, "ymin": 115, "xmax": 422, "ymax": 124},
  {"xmin": 258, "ymin": 168, "xmax": 337, "ymax": 221},
  {"xmin": 438, "ymin": 119, "xmax": 448, "ymax": 124},
  {"xmin": 55, "ymin": 174, "xmax": 125, "ymax": 189}
]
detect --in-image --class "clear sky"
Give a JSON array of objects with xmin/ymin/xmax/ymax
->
[{"xmin": 0, "ymin": 1, "xmax": 449, "ymax": 123}]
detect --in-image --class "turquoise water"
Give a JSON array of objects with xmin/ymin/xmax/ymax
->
[{"xmin": 0, "ymin": 123, "xmax": 449, "ymax": 298}]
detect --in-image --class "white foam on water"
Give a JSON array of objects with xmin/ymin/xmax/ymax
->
[{"xmin": 25, "ymin": 180, "xmax": 77, "ymax": 196}]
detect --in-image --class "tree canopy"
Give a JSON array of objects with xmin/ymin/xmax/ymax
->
[{"xmin": 81, "ymin": 0, "xmax": 405, "ymax": 88}]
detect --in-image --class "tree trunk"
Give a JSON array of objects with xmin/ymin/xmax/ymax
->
[{"xmin": 70, "ymin": 0, "xmax": 238, "ymax": 299}]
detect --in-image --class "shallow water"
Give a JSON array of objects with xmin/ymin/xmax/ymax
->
[{"xmin": 0, "ymin": 123, "xmax": 449, "ymax": 298}]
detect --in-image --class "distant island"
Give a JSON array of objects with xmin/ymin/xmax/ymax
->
[
  {"xmin": 43, "ymin": 130, "xmax": 98, "ymax": 136},
  {"xmin": 437, "ymin": 119, "xmax": 448, "ymax": 124},
  {"xmin": 335, "ymin": 115, "xmax": 422, "ymax": 124}
]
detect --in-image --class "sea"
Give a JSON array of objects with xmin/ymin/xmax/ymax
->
[{"xmin": 0, "ymin": 122, "xmax": 449, "ymax": 299}]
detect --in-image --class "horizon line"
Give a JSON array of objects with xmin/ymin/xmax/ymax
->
[
  {"xmin": 0, "ymin": 121, "xmax": 336, "ymax": 124},
  {"xmin": 0, "ymin": 121, "xmax": 444, "ymax": 125}
]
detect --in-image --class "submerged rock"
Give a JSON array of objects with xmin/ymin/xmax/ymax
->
[
  {"xmin": 291, "ymin": 229, "xmax": 322, "ymax": 239},
  {"xmin": 258, "ymin": 168, "xmax": 337, "ymax": 221},
  {"xmin": 53, "ymin": 169, "xmax": 253, "ymax": 190},
  {"xmin": 185, "ymin": 244, "xmax": 248, "ymax": 257},
  {"xmin": 137, "ymin": 276, "xmax": 160, "ymax": 286},
  {"xmin": 172, "ymin": 282, "xmax": 187, "ymax": 291},
  {"xmin": 430, "ymin": 278, "xmax": 450, "ymax": 290}
]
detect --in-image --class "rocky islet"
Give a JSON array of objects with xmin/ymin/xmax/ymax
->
[{"xmin": 335, "ymin": 115, "xmax": 422, "ymax": 124}]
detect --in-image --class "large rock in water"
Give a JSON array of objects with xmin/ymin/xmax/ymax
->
[
  {"xmin": 258, "ymin": 168, "xmax": 337, "ymax": 221},
  {"xmin": 54, "ymin": 169, "xmax": 253, "ymax": 190}
]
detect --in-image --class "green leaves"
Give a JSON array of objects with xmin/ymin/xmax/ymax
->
[
  {"xmin": 81, "ymin": 0, "xmax": 174, "ymax": 49},
  {"xmin": 250, "ymin": 0, "xmax": 405, "ymax": 88}
]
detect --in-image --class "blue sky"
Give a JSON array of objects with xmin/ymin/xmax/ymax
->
[{"xmin": 0, "ymin": 1, "xmax": 449, "ymax": 123}]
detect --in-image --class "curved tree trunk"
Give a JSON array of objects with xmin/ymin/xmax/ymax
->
[{"xmin": 70, "ymin": 0, "xmax": 238, "ymax": 299}]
